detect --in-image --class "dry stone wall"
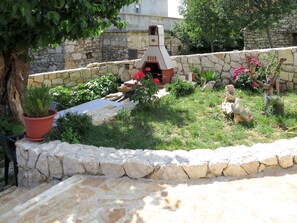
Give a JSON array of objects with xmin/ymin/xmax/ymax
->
[
  {"xmin": 16, "ymin": 137, "xmax": 297, "ymax": 187},
  {"xmin": 29, "ymin": 31, "xmax": 181, "ymax": 74},
  {"xmin": 29, "ymin": 46, "xmax": 64, "ymax": 74},
  {"xmin": 29, "ymin": 47, "xmax": 297, "ymax": 93},
  {"xmin": 244, "ymin": 11, "xmax": 297, "ymax": 50}
]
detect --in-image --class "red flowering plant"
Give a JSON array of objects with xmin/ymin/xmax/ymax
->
[
  {"xmin": 232, "ymin": 57, "xmax": 266, "ymax": 90},
  {"xmin": 131, "ymin": 67, "xmax": 160, "ymax": 109}
]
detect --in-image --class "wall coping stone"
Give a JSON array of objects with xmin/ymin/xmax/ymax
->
[{"xmin": 16, "ymin": 137, "xmax": 297, "ymax": 187}]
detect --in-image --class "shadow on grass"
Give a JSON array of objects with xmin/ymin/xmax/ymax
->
[{"xmin": 85, "ymin": 102, "xmax": 191, "ymax": 150}]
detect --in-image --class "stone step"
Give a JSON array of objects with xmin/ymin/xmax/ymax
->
[
  {"xmin": 0, "ymin": 181, "xmax": 58, "ymax": 216},
  {"xmin": 0, "ymin": 175, "xmax": 87, "ymax": 222}
]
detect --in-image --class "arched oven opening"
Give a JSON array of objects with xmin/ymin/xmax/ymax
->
[{"xmin": 143, "ymin": 62, "xmax": 163, "ymax": 83}]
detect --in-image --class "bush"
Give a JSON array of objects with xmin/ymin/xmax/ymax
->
[
  {"xmin": 165, "ymin": 79, "xmax": 195, "ymax": 97},
  {"xmin": 50, "ymin": 73, "xmax": 121, "ymax": 110},
  {"xmin": 45, "ymin": 112, "xmax": 93, "ymax": 144},
  {"xmin": 131, "ymin": 69, "xmax": 160, "ymax": 110},
  {"xmin": 0, "ymin": 115, "xmax": 24, "ymax": 135},
  {"xmin": 232, "ymin": 55, "xmax": 277, "ymax": 91}
]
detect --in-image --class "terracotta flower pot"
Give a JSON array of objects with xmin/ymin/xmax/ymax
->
[
  {"xmin": 23, "ymin": 110, "xmax": 57, "ymax": 141},
  {"xmin": 162, "ymin": 72, "xmax": 173, "ymax": 84}
]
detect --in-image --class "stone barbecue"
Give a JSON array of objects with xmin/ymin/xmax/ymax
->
[{"xmin": 137, "ymin": 25, "xmax": 174, "ymax": 84}]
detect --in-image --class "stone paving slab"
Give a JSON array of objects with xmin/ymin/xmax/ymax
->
[
  {"xmin": 2, "ymin": 167, "xmax": 297, "ymax": 223},
  {"xmin": 55, "ymin": 98, "xmax": 133, "ymax": 125},
  {"xmin": 56, "ymin": 98, "xmax": 122, "ymax": 117}
]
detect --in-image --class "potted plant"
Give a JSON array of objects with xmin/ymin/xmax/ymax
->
[
  {"xmin": 23, "ymin": 84, "xmax": 57, "ymax": 141},
  {"xmin": 189, "ymin": 66, "xmax": 200, "ymax": 82}
]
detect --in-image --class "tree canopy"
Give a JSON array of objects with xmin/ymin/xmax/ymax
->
[
  {"xmin": 176, "ymin": 0, "xmax": 296, "ymax": 53},
  {"xmin": 224, "ymin": 0, "xmax": 296, "ymax": 48},
  {"xmin": 0, "ymin": 0, "xmax": 138, "ymax": 53},
  {"xmin": 0, "ymin": 0, "xmax": 139, "ymax": 121}
]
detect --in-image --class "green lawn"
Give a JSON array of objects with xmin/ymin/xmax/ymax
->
[{"xmin": 85, "ymin": 87, "xmax": 297, "ymax": 151}]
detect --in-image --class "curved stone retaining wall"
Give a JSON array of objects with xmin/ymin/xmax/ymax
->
[
  {"xmin": 16, "ymin": 137, "xmax": 297, "ymax": 187},
  {"xmin": 28, "ymin": 47, "xmax": 297, "ymax": 92}
]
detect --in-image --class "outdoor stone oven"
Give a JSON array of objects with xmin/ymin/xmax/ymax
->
[{"xmin": 137, "ymin": 25, "xmax": 174, "ymax": 84}]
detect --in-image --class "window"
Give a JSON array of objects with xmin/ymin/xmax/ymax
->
[
  {"xmin": 135, "ymin": 4, "xmax": 140, "ymax": 13},
  {"xmin": 150, "ymin": 27, "xmax": 157, "ymax": 35},
  {"xmin": 293, "ymin": 33, "xmax": 297, "ymax": 46}
]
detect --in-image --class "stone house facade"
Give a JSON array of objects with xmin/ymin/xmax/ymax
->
[
  {"xmin": 244, "ymin": 11, "xmax": 297, "ymax": 50},
  {"xmin": 29, "ymin": 0, "xmax": 182, "ymax": 74}
]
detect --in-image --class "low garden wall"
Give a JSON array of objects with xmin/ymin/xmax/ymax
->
[
  {"xmin": 16, "ymin": 137, "xmax": 297, "ymax": 187},
  {"xmin": 28, "ymin": 47, "xmax": 297, "ymax": 93}
]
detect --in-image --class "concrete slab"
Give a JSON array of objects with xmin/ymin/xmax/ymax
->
[{"xmin": 56, "ymin": 98, "xmax": 122, "ymax": 119}]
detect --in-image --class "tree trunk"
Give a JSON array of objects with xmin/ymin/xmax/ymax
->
[
  {"xmin": 265, "ymin": 25, "xmax": 274, "ymax": 48},
  {"xmin": 210, "ymin": 42, "xmax": 214, "ymax": 53},
  {"xmin": 0, "ymin": 51, "xmax": 30, "ymax": 123}
]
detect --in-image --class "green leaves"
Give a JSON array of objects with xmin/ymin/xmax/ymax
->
[
  {"xmin": 23, "ymin": 84, "xmax": 53, "ymax": 117},
  {"xmin": 0, "ymin": 0, "xmax": 139, "ymax": 52},
  {"xmin": 46, "ymin": 11, "xmax": 60, "ymax": 25},
  {"xmin": 50, "ymin": 73, "xmax": 121, "ymax": 110},
  {"xmin": 165, "ymin": 79, "xmax": 195, "ymax": 98}
]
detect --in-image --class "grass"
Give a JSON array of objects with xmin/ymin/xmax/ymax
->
[{"xmin": 84, "ymin": 87, "xmax": 297, "ymax": 151}]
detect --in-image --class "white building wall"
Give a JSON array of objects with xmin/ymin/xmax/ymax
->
[{"xmin": 121, "ymin": 0, "xmax": 168, "ymax": 17}]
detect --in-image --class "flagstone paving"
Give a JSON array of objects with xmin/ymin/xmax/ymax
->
[{"xmin": 1, "ymin": 166, "xmax": 297, "ymax": 223}]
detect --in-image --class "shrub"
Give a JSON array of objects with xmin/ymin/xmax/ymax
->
[
  {"xmin": 201, "ymin": 70, "xmax": 217, "ymax": 82},
  {"xmin": 165, "ymin": 79, "xmax": 195, "ymax": 97},
  {"xmin": 45, "ymin": 112, "xmax": 93, "ymax": 143},
  {"xmin": 131, "ymin": 68, "xmax": 160, "ymax": 110},
  {"xmin": 232, "ymin": 55, "xmax": 276, "ymax": 90},
  {"xmin": 49, "ymin": 86, "xmax": 73, "ymax": 110},
  {"xmin": 0, "ymin": 115, "xmax": 24, "ymax": 135},
  {"xmin": 50, "ymin": 73, "xmax": 121, "ymax": 110}
]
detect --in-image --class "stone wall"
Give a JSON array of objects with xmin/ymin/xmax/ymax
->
[
  {"xmin": 28, "ymin": 47, "xmax": 297, "ymax": 93},
  {"xmin": 29, "ymin": 30, "xmax": 181, "ymax": 73},
  {"xmin": 244, "ymin": 11, "xmax": 297, "ymax": 50},
  {"xmin": 29, "ymin": 46, "xmax": 64, "ymax": 74},
  {"xmin": 16, "ymin": 137, "xmax": 297, "ymax": 187}
]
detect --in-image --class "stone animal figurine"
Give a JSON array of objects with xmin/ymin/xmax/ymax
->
[
  {"xmin": 222, "ymin": 84, "xmax": 253, "ymax": 124},
  {"xmin": 221, "ymin": 85, "xmax": 236, "ymax": 116},
  {"xmin": 231, "ymin": 99, "xmax": 254, "ymax": 124}
]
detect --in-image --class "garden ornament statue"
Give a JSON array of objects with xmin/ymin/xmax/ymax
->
[
  {"xmin": 250, "ymin": 57, "xmax": 287, "ymax": 115},
  {"xmin": 222, "ymin": 84, "xmax": 254, "ymax": 124}
]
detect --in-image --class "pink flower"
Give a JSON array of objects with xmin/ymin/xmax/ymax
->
[
  {"xmin": 134, "ymin": 71, "xmax": 145, "ymax": 80},
  {"xmin": 138, "ymin": 72, "xmax": 145, "ymax": 78},
  {"xmin": 248, "ymin": 57, "xmax": 262, "ymax": 67},
  {"xmin": 153, "ymin": 78, "xmax": 160, "ymax": 84},
  {"xmin": 145, "ymin": 67, "xmax": 151, "ymax": 72},
  {"xmin": 244, "ymin": 68, "xmax": 250, "ymax": 73},
  {"xmin": 232, "ymin": 65, "xmax": 243, "ymax": 80}
]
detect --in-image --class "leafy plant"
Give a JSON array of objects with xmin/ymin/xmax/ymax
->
[
  {"xmin": 0, "ymin": 115, "xmax": 24, "ymax": 136},
  {"xmin": 50, "ymin": 73, "xmax": 121, "ymax": 110},
  {"xmin": 232, "ymin": 55, "xmax": 279, "ymax": 91},
  {"xmin": 45, "ymin": 112, "xmax": 93, "ymax": 144},
  {"xmin": 23, "ymin": 84, "xmax": 53, "ymax": 117},
  {"xmin": 201, "ymin": 70, "xmax": 217, "ymax": 82},
  {"xmin": 165, "ymin": 79, "xmax": 195, "ymax": 98},
  {"xmin": 49, "ymin": 86, "xmax": 73, "ymax": 110},
  {"xmin": 189, "ymin": 66, "xmax": 200, "ymax": 74},
  {"xmin": 131, "ymin": 68, "xmax": 160, "ymax": 110}
]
